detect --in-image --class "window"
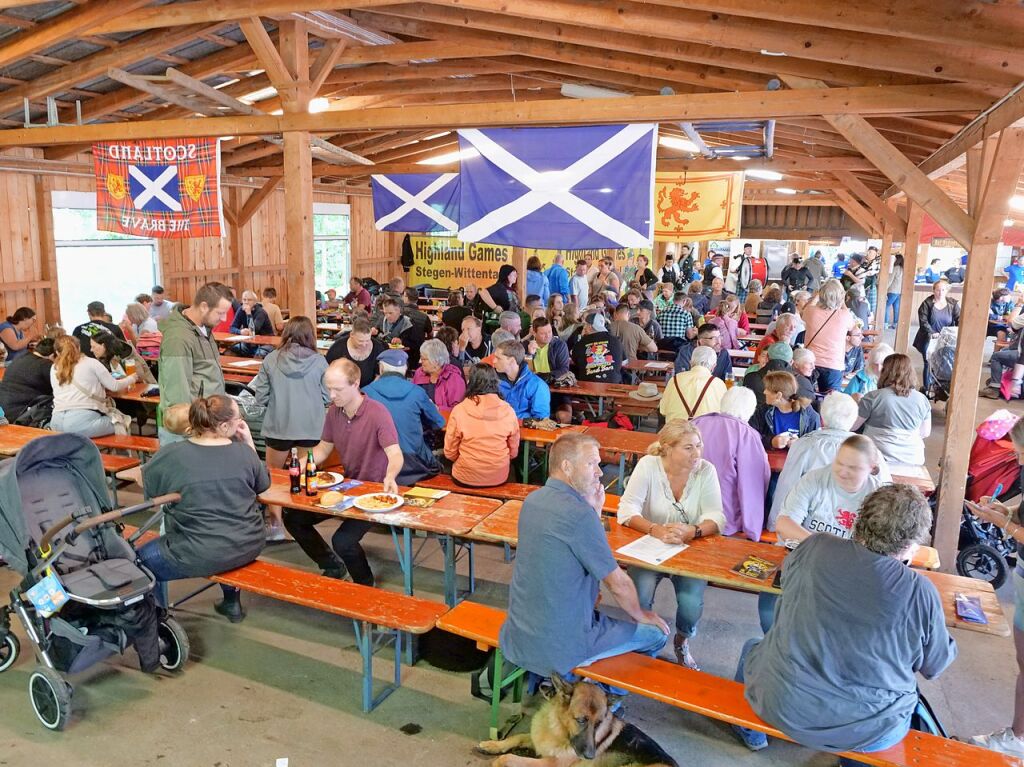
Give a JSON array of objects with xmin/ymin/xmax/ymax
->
[
  {"xmin": 313, "ymin": 203, "xmax": 350, "ymax": 293},
  {"xmin": 51, "ymin": 194, "xmax": 159, "ymax": 330}
]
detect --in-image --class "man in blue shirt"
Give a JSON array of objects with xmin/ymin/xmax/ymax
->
[
  {"xmin": 544, "ymin": 253, "xmax": 571, "ymax": 301},
  {"xmin": 674, "ymin": 324, "xmax": 734, "ymax": 380},
  {"xmin": 1006, "ymin": 255, "xmax": 1024, "ymax": 292},
  {"xmin": 831, "ymin": 254, "xmax": 847, "ymax": 279},
  {"xmin": 500, "ymin": 433, "xmax": 669, "ymax": 677}
]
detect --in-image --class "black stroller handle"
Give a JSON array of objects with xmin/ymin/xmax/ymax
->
[{"xmin": 37, "ymin": 493, "xmax": 182, "ymax": 555}]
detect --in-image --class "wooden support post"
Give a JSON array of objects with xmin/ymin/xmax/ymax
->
[
  {"xmin": 965, "ymin": 136, "xmax": 998, "ymax": 218},
  {"xmin": 33, "ymin": 174, "xmax": 59, "ymax": 325},
  {"xmin": 934, "ymin": 126, "xmax": 1024, "ymax": 573},
  {"xmin": 894, "ymin": 203, "xmax": 924, "ymax": 354},
  {"xmin": 874, "ymin": 224, "xmax": 894, "ymax": 330}
]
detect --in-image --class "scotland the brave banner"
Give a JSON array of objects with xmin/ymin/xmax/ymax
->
[
  {"xmin": 456, "ymin": 124, "xmax": 657, "ymax": 249},
  {"xmin": 371, "ymin": 172, "xmax": 460, "ymax": 234},
  {"xmin": 93, "ymin": 138, "xmax": 223, "ymax": 238}
]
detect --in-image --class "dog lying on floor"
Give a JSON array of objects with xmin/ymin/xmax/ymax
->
[{"xmin": 477, "ymin": 676, "xmax": 678, "ymax": 767}]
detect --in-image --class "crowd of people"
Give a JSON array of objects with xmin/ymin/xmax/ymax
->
[{"xmin": 2, "ymin": 243, "xmax": 1021, "ymax": 761}]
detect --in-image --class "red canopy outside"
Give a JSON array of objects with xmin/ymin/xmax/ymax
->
[{"xmin": 919, "ymin": 214, "xmax": 1024, "ymax": 247}]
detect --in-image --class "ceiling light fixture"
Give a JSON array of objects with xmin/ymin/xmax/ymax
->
[
  {"xmin": 560, "ymin": 83, "xmax": 630, "ymax": 99},
  {"xmin": 745, "ymin": 169, "xmax": 783, "ymax": 181},
  {"xmin": 730, "ymin": 155, "xmax": 752, "ymax": 161},
  {"xmin": 775, "ymin": 187, "xmax": 798, "ymax": 194}
]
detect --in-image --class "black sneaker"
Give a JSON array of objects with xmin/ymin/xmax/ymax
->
[{"xmin": 321, "ymin": 565, "xmax": 346, "ymax": 580}]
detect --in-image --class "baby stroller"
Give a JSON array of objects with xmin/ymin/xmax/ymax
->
[
  {"xmin": 926, "ymin": 326, "xmax": 958, "ymax": 402},
  {"xmin": 956, "ymin": 415, "xmax": 1021, "ymax": 589},
  {"xmin": 0, "ymin": 433, "xmax": 188, "ymax": 730}
]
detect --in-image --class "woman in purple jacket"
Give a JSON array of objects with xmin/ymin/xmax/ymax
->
[{"xmin": 412, "ymin": 338, "xmax": 466, "ymax": 410}]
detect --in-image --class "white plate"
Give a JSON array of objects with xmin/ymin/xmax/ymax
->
[
  {"xmin": 352, "ymin": 493, "xmax": 404, "ymax": 513},
  {"xmin": 315, "ymin": 471, "xmax": 344, "ymax": 488}
]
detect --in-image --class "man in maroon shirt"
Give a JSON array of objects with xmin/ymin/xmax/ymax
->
[
  {"xmin": 281, "ymin": 358, "xmax": 403, "ymax": 584},
  {"xmin": 343, "ymin": 277, "xmax": 373, "ymax": 312}
]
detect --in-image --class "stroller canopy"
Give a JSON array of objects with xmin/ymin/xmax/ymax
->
[{"xmin": 0, "ymin": 433, "xmax": 111, "ymax": 576}]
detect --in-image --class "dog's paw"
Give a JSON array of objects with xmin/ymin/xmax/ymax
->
[{"xmin": 475, "ymin": 740, "xmax": 506, "ymax": 755}]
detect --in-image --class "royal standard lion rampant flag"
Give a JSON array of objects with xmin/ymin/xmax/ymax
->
[
  {"xmin": 653, "ymin": 171, "xmax": 744, "ymax": 242},
  {"xmin": 93, "ymin": 138, "xmax": 223, "ymax": 238}
]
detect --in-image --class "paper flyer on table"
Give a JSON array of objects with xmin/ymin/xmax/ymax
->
[
  {"xmin": 227, "ymin": 359, "xmax": 262, "ymax": 367},
  {"xmin": 222, "ymin": 334, "xmax": 249, "ymax": 341},
  {"xmin": 616, "ymin": 535, "xmax": 687, "ymax": 565}
]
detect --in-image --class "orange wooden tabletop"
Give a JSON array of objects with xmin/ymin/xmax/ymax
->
[
  {"xmin": 112, "ymin": 381, "xmax": 160, "ymax": 404},
  {"xmin": 0, "ymin": 424, "xmax": 55, "ymax": 456},
  {"xmin": 214, "ymin": 331, "xmax": 281, "ymax": 347},
  {"xmin": 261, "ymin": 469, "xmax": 501, "ymax": 536},
  {"xmin": 587, "ymin": 428, "xmax": 658, "ymax": 456}
]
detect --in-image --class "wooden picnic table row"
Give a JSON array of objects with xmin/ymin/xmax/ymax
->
[{"xmin": 468, "ymin": 499, "xmax": 1005, "ymax": 638}]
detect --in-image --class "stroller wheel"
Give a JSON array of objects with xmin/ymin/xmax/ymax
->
[
  {"xmin": 28, "ymin": 666, "xmax": 72, "ymax": 731},
  {"xmin": 0, "ymin": 632, "xmax": 19, "ymax": 672},
  {"xmin": 957, "ymin": 542, "xmax": 1009, "ymax": 590},
  {"xmin": 157, "ymin": 617, "xmax": 190, "ymax": 672}
]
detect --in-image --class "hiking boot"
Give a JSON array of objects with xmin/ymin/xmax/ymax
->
[
  {"xmin": 321, "ymin": 565, "xmax": 346, "ymax": 580},
  {"xmin": 969, "ymin": 728, "xmax": 1024, "ymax": 757},
  {"xmin": 673, "ymin": 634, "xmax": 700, "ymax": 671},
  {"xmin": 214, "ymin": 592, "xmax": 246, "ymax": 624},
  {"xmin": 732, "ymin": 724, "xmax": 768, "ymax": 751}
]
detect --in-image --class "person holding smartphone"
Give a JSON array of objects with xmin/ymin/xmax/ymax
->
[{"xmin": 966, "ymin": 418, "xmax": 1024, "ymax": 757}]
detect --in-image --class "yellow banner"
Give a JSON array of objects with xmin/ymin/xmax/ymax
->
[
  {"xmin": 653, "ymin": 171, "xmax": 744, "ymax": 242},
  {"xmin": 408, "ymin": 236, "xmax": 651, "ymax": 290}
]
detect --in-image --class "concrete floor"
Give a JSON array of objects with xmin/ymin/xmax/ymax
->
[{"xmin": 0, "ymin": 327, "xmax": 1021, "ymax": 767}]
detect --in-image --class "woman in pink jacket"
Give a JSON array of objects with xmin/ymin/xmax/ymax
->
[
  {"xmin": 444, "ymin": 364, "xmax": 520, "ymax": 487},
  {"xmin": 412, "ymin": 338, "xmax": 466, "ymax": 410}
]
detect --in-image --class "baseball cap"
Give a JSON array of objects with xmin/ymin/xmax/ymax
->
[
  {"xmin": 378, "ymin": 349, "xmax": 408, "ymax": 367},
  {"xmin": 585, "ymin": 312, "xmax": 607, "ymax": 332}
]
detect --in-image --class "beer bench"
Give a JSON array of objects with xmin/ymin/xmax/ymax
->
[
  {"xmin": 92, "ymin": 434, "xmax": 160, "ymax": 461},
  {"xmin": 438, "ymin": 601, "xmax": 1017, "ymax": 767}
]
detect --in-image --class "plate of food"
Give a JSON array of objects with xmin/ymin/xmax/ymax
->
[
  {"xmin": 353, "ymin": 493, "xmax": 404, "ymax": 513},
  {"xmin": 316, "ymin": 471, "xmax": 344, "ymax": 488}
]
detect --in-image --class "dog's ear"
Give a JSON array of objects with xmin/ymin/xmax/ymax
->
[{"xmin": 549, "ymin": 673, "xmax": 574, "ymax": 700}]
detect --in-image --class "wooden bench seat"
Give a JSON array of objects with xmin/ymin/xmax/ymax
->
[
  {"xmin": 92, "ymin": 434, "xmax": 160, "ymax": 456},
  {"xmin": 438, "ymin": 601, "xmax": 1015, "ymax": 766},
  {"xmin": 99, "ymin": 454, "xmax": 140, "ymax": 504},
  {"xmin": 122, "ymin": 526, "xmax": 447, "ymax": 712}
]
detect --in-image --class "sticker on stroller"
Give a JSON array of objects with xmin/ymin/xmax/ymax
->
[{"xmin": 25, "ymin": 573, "xmax": 69, "ymax": 617}]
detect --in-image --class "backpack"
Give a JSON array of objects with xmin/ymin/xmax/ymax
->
[{"xmin": 14, "ymin": 394, "xmax": 53, "ymax": 429}]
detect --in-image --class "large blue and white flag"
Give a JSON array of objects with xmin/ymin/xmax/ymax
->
[
  {"xmin": 456, "ymin": 124, "xmax": 657, "ymax": 249},
  {"xmin": 371, "ymin": 172, "xmax": 460, "ymax": 233}
]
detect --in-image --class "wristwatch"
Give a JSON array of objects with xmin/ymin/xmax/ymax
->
[{"xmin": 693, "ymin": 526, "xmax": 703, "ymax": 539}]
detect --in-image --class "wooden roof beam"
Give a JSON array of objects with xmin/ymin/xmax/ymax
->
[
  {"xmin": 336, "ymin": 40, "xmax": 496, "ymax": 66},
  {"xmin": 833, "ymin": 170, "xmax": 907, "ymax": 236},
  {"xmin": 0, "ymin": 83, "xmax": 992, "ymax": 148},
  {"xmin": 782, "ymin": 75, "xmax": 976, "ymax": 248},
  {"xmin": 380, "ymin": 0, "xmax": 1024, "ymax": 87},
  {"xmin": 354, "ymin": 9, "xmax": 925, "ymax": 89},
  {"xmin": 833, "ymin": 189, "xmax": 884, "ymax": 236},
  {"xmin": 639, "ymin": 0, "xmax": 1024, "ymax": 54}
]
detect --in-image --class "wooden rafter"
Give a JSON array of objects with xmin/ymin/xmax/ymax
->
[
  {"xmin": 832, "ymin": 189, "xmax": 882, "ymax": 237},
  {"xmin": 237, "ymin": 177, "xmax": 282, "ymax": 226},
  {"xmin": 0, "ymin": 83, "xmax": 994, "ymax": 148},
  {"xmin": 833, "ymin": 170, "xmax": 907, "ymax": 236}
]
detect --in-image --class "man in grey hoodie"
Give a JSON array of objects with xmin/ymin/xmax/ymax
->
[{"xmin": 158, "ymin": 282, "xmax": 233, "ymax": 445}]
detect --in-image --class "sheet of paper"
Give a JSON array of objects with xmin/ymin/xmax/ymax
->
[
  {"xmin": 888, "ymin": 463, "xmax": 931, "ymax": 479},
  {"xmin": 616, "ymin": 535, "xmax": 687, "ymax": 565},
  {"xmin": 644, "ymin": 361, "xmax": 671, "ymax": 370},
  {"xmin": 222, "ymin": 334, "xmax": 249, "ymax": 341},
  {"xmin": 227, "ymin": 359, "xmax": 262, "ymax": 367}
]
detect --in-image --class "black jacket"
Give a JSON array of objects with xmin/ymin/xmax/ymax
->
[{"xmin": 913, "ymin": 295, "xmax": 961, "ymax": 354}]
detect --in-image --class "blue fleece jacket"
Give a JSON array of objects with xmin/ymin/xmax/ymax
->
[
  {"xmin": 499, "ymin": 363, "xmax": 551, "ymax": 419},
  {"xmin": 544, "ymin": 263, "xmax": 571, "ymax": 300},
  {"xmin": 363, "ymin": 373, "xmax": 445, "ymax": 481}
]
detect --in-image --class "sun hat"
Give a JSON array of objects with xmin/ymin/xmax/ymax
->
[{"xmin": 628, "ymin": 382, "xmax": 663, "ymax": 401}]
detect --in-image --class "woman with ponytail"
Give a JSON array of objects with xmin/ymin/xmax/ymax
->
[
  {"xmin": 751, "ymin": 370, "xmax": 821, "ymax": 449},
  {"xmin": 49, "ymin": 334, "xmax": 138, "ymax": 437},
  {"xmin": 616, "ymin": 418, "xmax": 726, "ymax": 671},
  {"xmin": 137, "ymin": 393, "xmax": 271, "ymax": 623}
]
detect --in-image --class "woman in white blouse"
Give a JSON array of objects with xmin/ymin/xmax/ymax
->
[
  {"xmin": 49, "ymin": 335, "xmax": 137, "ymax": 437},
  {"xmin": 617, "ymin": 418, "xmax": 726, "ymax": 671}
]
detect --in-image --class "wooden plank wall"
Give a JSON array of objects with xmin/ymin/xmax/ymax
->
[
  {"xmin": 350, "ymin": 195, "xmax": 402, "ymax": 284},
  {"xmin": 0, "ymin": 148, "xmax": 50, "ymax": 326}
]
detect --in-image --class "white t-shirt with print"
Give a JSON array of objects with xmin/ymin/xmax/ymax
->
[{"xmin": 778, "ymin": 465, "xmax": 882, "ymax": 539}]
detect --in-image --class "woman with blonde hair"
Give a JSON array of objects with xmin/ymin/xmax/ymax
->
[
  {"xmin": 556, "ymin": 301, "xmax": 582, "ymax": 347},
  {"xmin": 49, "ymin": 334, "xmax": 137, "ymax": 437},
  {"xmin": 617, "ymin": 418, "xmax": 726, "ymax": 670},
  {"xmin": 801, "ymin": 278, "xmax": 857, "ymax": 394},
  {"xmin": 752, "ymin": 370, "xmax": 821, "ymax": 449}
]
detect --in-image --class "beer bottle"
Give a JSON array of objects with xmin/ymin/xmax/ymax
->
[
  {"xmin": 305, "ymin": 449, "xmax": 318, "ymax": 496},
  {"xmin": 288, "ymin": 448, "xmax": 301, "ymax": 494}
]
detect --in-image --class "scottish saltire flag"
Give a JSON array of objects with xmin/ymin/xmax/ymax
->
[
  {"xmin": 371, "ymin": 172, "xmax": 460, "ymax": 233},
  {"xmin": 456, "ymin": 124, "xmax": 657, "ymax": 249},
  {"xmin": 93, "ymin": 138, "xmax": 222, "ymax": 237}
]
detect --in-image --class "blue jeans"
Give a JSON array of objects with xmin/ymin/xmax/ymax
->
[
  {"xmin": 629, "ymin": 567, "xmax": 707, "ymax": 638},
  {"xmin": 884, "ymin": 292, "xmax": 901, "ymax": 327},
  {"xmin": 757, "ymin": 592, "xmax": 778, "ymax": 634},
  {"xmin": 815, "ymin": 366, "xmax": 844, "ymax": 394},
  {"xmin": 51, "ymin": 409, "xmax": 115, "ymax": 438},
  {"xmin": 990, "ymin": 348, "xmax": 1020, "ymax": 387},
  {"xmin": 576, "ymin": 619, "xmax": 669, "ymax": 669},
  {"xmin": 136, "ymin": 538, "xmax": 237, "ymax": 607}
]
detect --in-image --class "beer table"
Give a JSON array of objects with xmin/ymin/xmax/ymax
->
[
  {"xmin": 555, "ymin": 381, "xmax": 663, "ymax": 418},
  {"xmin": 260, "ymin": 470, "xmax": 500, "ymax": 606},
  {"xmin": 213, "ymin": 332, "xmax": 280, "ymax": 348},
  {"xmin": 219, "ymin": 354, "xmax": 262, "ymax": 381},
  {"xmin": 471, "ymin": 501, "xmax": 1008, "ymax": 637},
  {"xmin": 0, "ymin": 423, "xmax": 58, "ymax": 456},
  {"xmin": 587, "ymin": 428, "xmax": 658, "ymax": 488},
  {"xmin": 766, "ymin": 448, "xmax": 937, "ymax": 495},
  {"xmin": 624, "ymin": 359, "xmax": 674, "ymax": 380}
]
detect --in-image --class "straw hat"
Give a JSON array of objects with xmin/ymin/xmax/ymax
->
[{"xmin": 628, "ymin": 382, "xmax": 662, "ymax": 401}]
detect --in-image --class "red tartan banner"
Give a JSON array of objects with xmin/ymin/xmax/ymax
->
[{"xmin": 92, "ymin": 138, "xmax": 223, "ymax": 238}]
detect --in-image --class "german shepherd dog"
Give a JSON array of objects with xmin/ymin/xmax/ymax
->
[{"xmin": 477, "ymin": 675, "xmax": 678, "ymax": 767}]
